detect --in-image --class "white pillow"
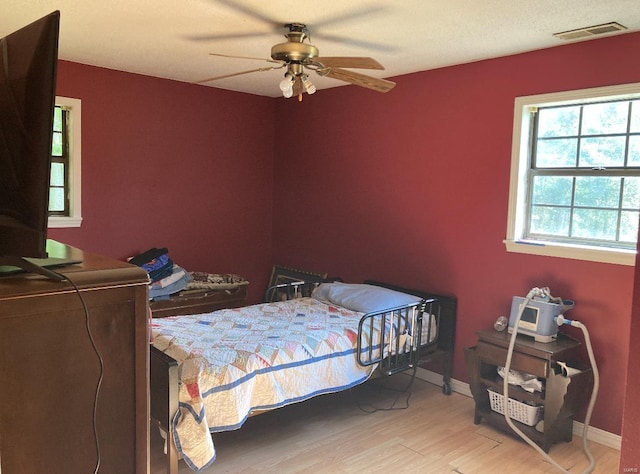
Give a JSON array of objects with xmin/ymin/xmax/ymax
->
[{"xmin": 312, "ymin": 282, "xmax": 421, "ymax": 313}]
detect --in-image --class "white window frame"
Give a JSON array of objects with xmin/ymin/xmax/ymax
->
[
  {"xmin": 505, "ymin": 82, "xmax": 640, "ymax": 266},
  {"xmin": 48, "ymin": 96, "xmax": 82, "ymax": 228}
]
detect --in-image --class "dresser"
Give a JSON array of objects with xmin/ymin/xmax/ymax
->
[
  {"xmin": 0, "ymin": 241, "xmax": 149, "ymax": 473},
  {"xmin": 149, "ymin": 285, "xmax": 248, "ymax": 318}
]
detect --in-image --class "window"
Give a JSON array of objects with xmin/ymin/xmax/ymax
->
[
  {"xmin": 48, "ymin": 96, "xmax": 82, "ymax": 228},
  {"xmin": 49, "ymin": 105, "xmax": 68, "ymax": 215},
  {"xmin": 505, "ymin": 83, "xmax": 640, "ymax": 266}
]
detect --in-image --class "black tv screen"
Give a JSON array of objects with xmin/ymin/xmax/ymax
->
[{"xmin": 0, "ymin": 11, "xmax": 60, "ymax": 271}]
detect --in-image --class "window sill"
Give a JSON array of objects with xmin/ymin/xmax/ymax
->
[
  {"xmin": 48, "ymin": 216, "xmax": 82, "ymax": 229},
  {"xmin": 503, "ymin": 239, "xmax": 636, "ymax": 266}
]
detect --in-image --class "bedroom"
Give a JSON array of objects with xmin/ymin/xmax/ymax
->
[{"xmin": 0, "ymin": 1, "xmax": 639, "ymax": 472}]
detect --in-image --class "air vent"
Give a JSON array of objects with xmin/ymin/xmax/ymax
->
[{"xmin": 553, "ymin": 22, "xmax": 627, "ymax": 41}]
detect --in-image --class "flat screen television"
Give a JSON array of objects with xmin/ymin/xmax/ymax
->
[{"xmin": 0, "ymin": 11, "xmax": 71, "ymax": 280}]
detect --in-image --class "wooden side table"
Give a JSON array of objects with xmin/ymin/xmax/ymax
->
[{"xmin": 465, "ymin": 329, "xmax": 593, "ymax": 452}]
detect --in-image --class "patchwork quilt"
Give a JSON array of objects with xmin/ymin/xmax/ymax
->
[{"xmin": 151, "ymin": 297, "xmax": 378, "ymax": 471}]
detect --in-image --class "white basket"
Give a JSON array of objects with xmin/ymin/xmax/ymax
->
[{"xmin": 487, "ymin": 389, "xmax": 543, "ymax": 426}]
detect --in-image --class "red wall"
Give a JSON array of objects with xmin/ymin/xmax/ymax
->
[
  {"xmin": 621, "ymin": 252, "xmax": 640, "ymax": 470},
  {"xmin": 47, "ymin": 31, "xmax": 640, "ymax": 443},
  {"xmin": 273, "ymin": 32, "xmax": 640, "ymax": 436},
  {"xmin": 49, "ymin": 61, "xmax": 276, "ymax": 300}
]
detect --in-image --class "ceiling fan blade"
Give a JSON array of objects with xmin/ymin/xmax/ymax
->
[
  {"xmin": 213, "ymin": 0, "xmax": 281, "ymax": 31},
  {"xmin": 196, "ymin": 65, "xmax": 283, "ymax": 84},
  {"xmin": 184, "ymin": 31, "xmax": 270, "ymax": 42},
  {"xmin": 313, "ymin": 5, "xmax": 386, "ymax": 30},
  {"xmin": 312, "ymin": 57, "xmax": 384, "ymax": 70},
  {"xmin": 313, "ymin": 33, "xmax": 396, "ymax": 53},
  {"xmin": 187, "ymin": 0, "xmax": 283, "ymax": 42},
  {"xmin": 209, "ymin": 52, "xmax": 282, "ymax": 64},
  {"xmin": 318, "ymin": 67, "xmax": 396, "ymax": 93}
]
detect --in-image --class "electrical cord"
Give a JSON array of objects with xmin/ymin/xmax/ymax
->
[
  {"xmin": 54, "ymin": 271, "xmax": 104, "ymax": 474},
  {"xmin": 354, "ymin": 366, "xmax": 418, "ymax": 414},
  {"xmin": 504, "ymin": 287, "xmax": 598, "ymax": 473}
]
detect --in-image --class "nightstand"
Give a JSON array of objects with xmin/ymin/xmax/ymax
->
[{"xmin": 465, "ymin": 329, "xmax": 593, "ymax": 452}]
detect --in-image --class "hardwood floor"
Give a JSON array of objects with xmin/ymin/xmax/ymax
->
[{"xmin": 150, "ymin": 375, "xmax": 620, "ymax": 473}]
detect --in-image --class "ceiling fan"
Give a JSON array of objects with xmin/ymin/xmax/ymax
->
[{"xmin": 196, "ymin": 22, "xmax": 396, "ymax": 99}]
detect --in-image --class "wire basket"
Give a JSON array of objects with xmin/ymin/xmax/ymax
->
[{"xmin": 487, "ymin": 389, "xmax": 543, "ymax": 426}]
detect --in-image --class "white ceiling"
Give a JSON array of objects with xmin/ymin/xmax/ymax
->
[{"xmin": 2, "ymin": 0, "xmax": 639, "ymax": 98}]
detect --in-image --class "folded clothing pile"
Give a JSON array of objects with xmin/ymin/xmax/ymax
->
[{"xmin": 128, "ymin": 247, "xmax": 192, "ymax": 301}]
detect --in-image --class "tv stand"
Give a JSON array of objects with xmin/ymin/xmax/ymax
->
[{"xmin": 0, "ymin": 255, "xmax": 67, "ymax": 281}]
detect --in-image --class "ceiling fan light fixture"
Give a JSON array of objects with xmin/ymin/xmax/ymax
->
[
  {"xmin": 302, "ymin": 75, "xmax": 316, "ymax": 94},
  {"xmin": 279, "ymin": 73, "xmax": 294, "ymax": 97}
]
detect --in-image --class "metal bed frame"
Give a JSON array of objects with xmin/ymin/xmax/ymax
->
[{"xmin": 150, "ymin": 279, "xmax": 456, "ymax": 474}]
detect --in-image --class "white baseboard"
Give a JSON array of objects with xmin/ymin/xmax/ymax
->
[
  {"xmin": 571, "ymin": 420, "xmax": 621, "ymax": 450},
  {"xmin": 415, "ymin": 368, "xmax": 621, "ymax": 451}
]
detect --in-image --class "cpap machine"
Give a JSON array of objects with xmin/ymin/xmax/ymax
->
[
  {"xmin": 503, "ymin": 287, "xmax": 597, "ymax": 473},
  {"xmin": 508, "ymin": 294, "xmax": 575, "ymax": 343}
]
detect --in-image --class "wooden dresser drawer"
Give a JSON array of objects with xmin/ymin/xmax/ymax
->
[
  {"xmin": 150, "ymin": 285, "xmax": 248, "ymax": 317},
  {"xmin": 476, "ymin": 340, "xmax": 549, "ymax": 377}
]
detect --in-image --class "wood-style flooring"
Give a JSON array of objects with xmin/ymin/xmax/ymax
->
[{"xmin": 150, "ymin": 375, "xmax": 620, "ymax": 473}]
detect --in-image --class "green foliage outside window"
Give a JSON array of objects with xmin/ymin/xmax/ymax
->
[
  {"xmin": 49, "ymin": 105, "xmax": 67, "ymax": 215},
  {"xmin": 527, "ymin": 100, "xmax": 640, "ymax": 248}
]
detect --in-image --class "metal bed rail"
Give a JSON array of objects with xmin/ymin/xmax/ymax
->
[{"xmin": 357, "ymin": 298, "xmax": 439, "ymax": 376}]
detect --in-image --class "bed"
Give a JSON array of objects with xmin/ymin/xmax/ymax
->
[{"xmin": 150, "ymin": 279, "xmax": 457, "ymax": 473}]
